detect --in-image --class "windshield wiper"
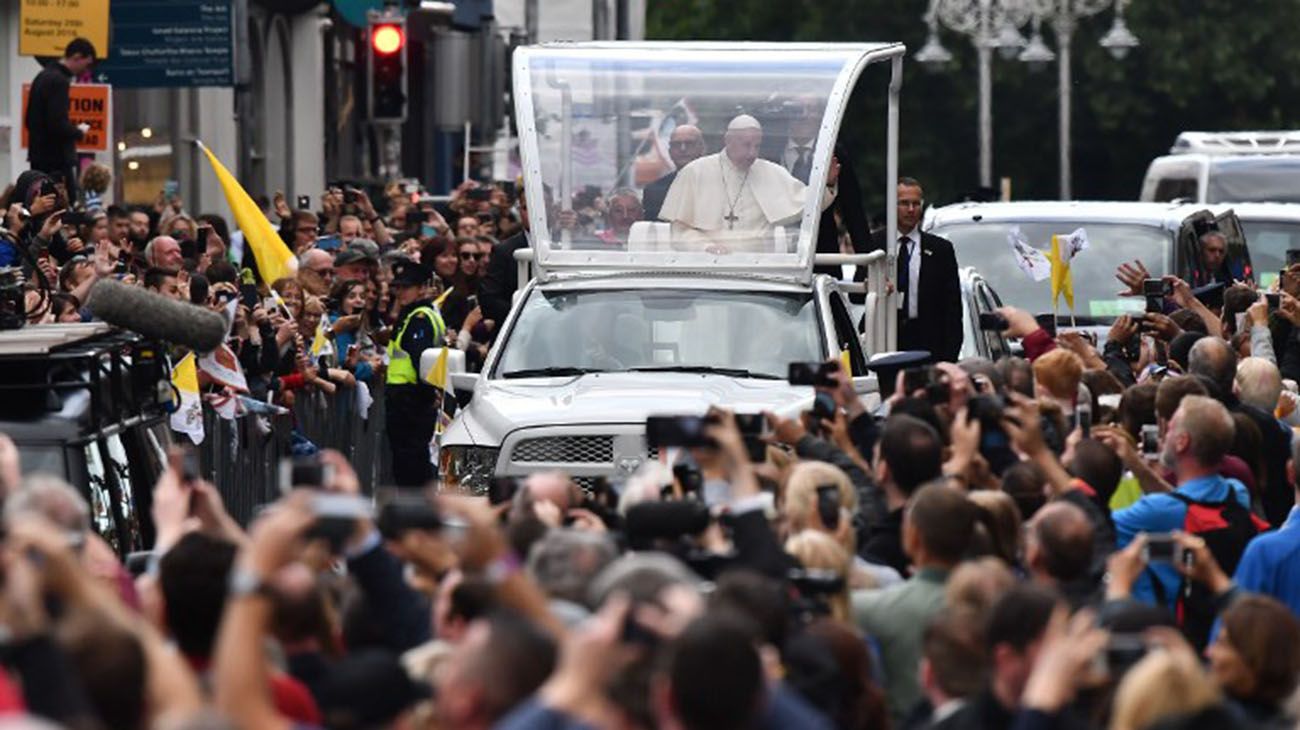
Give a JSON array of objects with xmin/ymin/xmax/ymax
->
[
  {"xmin": 500, "ymin": 367, "xmax": 605, "ymax": 379},
  {"xmin": 627, "ymin": 365, "xmax": 783, "ymax": 380}
]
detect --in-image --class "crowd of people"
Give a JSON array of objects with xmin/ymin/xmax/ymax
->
[
  {"xmin": 8, "ymin": 36, "xmax": 1300, "ymax": 730},
  {"xmin": 4, "ymin": 168, "xmax": 1300, "ymax": 728}
]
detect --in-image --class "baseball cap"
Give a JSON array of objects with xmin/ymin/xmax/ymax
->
[
  {"xmin": 348, "ymin": 238, "xmax": 380, "ymax": 260},
  {"xmin": 334, "ymin": 249, "xmax": 375, "ymax": 268},
  {"xmin": 390, "ymin": 257, "xmax": 430, "ymax": 288}
]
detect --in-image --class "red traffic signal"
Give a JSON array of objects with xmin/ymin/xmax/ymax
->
[{"xmin": 372, "ymin": 24, "xmax": 404, "ymax": 55}]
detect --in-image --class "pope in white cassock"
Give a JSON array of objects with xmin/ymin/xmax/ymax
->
[{"xmin": 658, "ymin": 114, "xmax": 839, "ymax": 254}]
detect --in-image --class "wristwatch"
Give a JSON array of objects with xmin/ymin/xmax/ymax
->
[{"xmin": 227, "ymin": 567, "xmax": 274, "ymax": 600}]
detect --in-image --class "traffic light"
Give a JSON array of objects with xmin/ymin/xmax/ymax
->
[{"xmin": 368, "ymin": 18, "xmax": 406, "ymax": 122}]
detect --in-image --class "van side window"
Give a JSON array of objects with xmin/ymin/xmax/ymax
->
[{"xmin": 1153, "ymin": 178, "xmax": 1198, "ymax": 202}]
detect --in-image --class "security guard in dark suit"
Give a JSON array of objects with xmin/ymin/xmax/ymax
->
[{"xmin": 385, "ymin": 258, "xmax": 446, "ymax": 487}]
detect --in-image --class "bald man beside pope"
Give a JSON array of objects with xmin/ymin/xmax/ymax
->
[{"xmin": 659, "ymin": 114, "xmax": 840, "ymax": 254}]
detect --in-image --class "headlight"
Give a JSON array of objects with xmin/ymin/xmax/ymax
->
[{"xmin": 439, "ymin": 445, "xmax": 499, "ymax": 494}]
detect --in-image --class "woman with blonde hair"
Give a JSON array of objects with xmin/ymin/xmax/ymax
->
[
  {"xmin": 1110, "ymin": 647, "xmax": 1221, "ymax": 730},
  {"xmin": 785, "ymin": 529, "xmax": 854, "ymax": 622},
  {"xmin": 782, "ymin": 461, "xmax": 856, "ymax": 546}
]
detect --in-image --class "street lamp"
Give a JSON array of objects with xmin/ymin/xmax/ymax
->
[
  {"xmin": 1024, "ymin": 0, "xmax": 1139, "ymax": 199},
  {"xmin": 917, "ymin": 0, "xmax": 1036, "ymax": 189}
]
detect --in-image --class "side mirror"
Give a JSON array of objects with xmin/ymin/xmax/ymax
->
[
  {"xmin": 418, "ymin": 347, "xmax": 466, "ymax": 385},
  {"xmin": 449, "ymin": 372, "xmax": 478, "ymax": 407}
]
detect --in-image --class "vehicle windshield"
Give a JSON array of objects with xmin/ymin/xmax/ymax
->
[
  {"xmin": 514, "ymin": 44, "xmax": 891, "ymax": 272},
  {"xmin": 934, "ymin": 221, "xmax": 1171, "ymax": 321},
  {"xmin": 1243, "ymin": 219, "xmax": 1300, "ymax": 288},
  {"xmin": 1208, "ymin": 158, "xmax": 1300, "ymax": 204},
  {"xmin": 495, "ymin": 289, "xmax": 822, "ymax": 379}
]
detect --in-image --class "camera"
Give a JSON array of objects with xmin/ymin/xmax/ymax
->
[
  {"xmin": 278, "ymin": 455, "xmax": 334, "ymax": 492},
  {"xmin": 978, "ymin": 312, "xmax": 1009, "ymax": 332},
  {"xmin": 788, "ymin": 361, "xmax": 838, "ymax": 388},
  {"xmin": 673, "ymin": 461, "xmax": 704, "ymax": 495},
  {"xmin": 1143, "ymin": 278, "xmax": 1170, "ymax": 313},
  {"xmin": 902, "ymin": 366, "xmax": 951, "ymax": 405},
  {"xmin": 1140, "ymin": 424, "xmax": 1160, "ymax": 457},
  {"xmin": 343, "ymin": 188, "xmax": 360, "ymax": 206},
  {"xmin": 296, "ymin": 195, "xmax": 310, "ymax": 210},
  {"xmin": 1267, "ymin": 292, "xmax": 1281, "ymax": 312},
  {"xmin": 1142, "ymin": 532, "xmax": 1190, "ymax": 566},
  {"xmin": 467, "ymin": 187, "xmax": 493, "ymax": 202},
  {"xmin": 306, "ymin": 493, "xmax": 371, "ymax": 551},
  {"xmin": 375, "ymin": 489, "xmax": 443, "ymax": 539},
  {"xmin": 646, "ymin": 415, "xmax": 716, "ymax": 449},
  {"xmin": 967, "ymin": 395, "xmax": 1018, "ymax": 475},
  {"xmin": 240, "ymin": 283, "xmax": 260, "ymax": 309},
  {"xmin": 816, "ymin": 484, "xmax": 840, "ymax": 530},
  {"xmin": 734, "ymin": 412, "xmax": 769, "ymax": 463}
]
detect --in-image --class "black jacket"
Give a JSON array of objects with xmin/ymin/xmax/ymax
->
[
  {"xmin": 855, "ymin": 229, "xmax": 964, "ymax": 362},
  {"xmin": 25, "ymin": 62, "xmax": 81, "ymax": 171},
  {"xmin": 642, "ymin": 170, "xmax": 677, "ymax": 222},
  {"xmin": 479, "ymin": 231, "xmax": 530, "ymax": 329}
]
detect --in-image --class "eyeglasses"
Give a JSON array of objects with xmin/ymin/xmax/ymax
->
[
  {"xmin": 459, "ymin": 252, "xmax": 487, "ymax": 261},
  {"xmin": 310, "ymin": 267, "xmax": 335, "ymax": 277},
  {"xmin": 296, "ymin": 226, "xmax": 317, "ymax": 234}
]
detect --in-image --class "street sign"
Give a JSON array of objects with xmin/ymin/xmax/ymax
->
[
  {"xmin": 18, "ymin": 0, "xmax": 110, "ymax": 58},
  {"xmin": 19, "ymin": 83, "xmax": 112, "ymax": 152},
  {"xmin": 92, "ymin": 0, "xmax": 235, "ymax": 88}
]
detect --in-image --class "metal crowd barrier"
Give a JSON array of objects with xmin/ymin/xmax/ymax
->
[{"xmin": 197, "ymin": 382, "xmax": 394, "ymax": 525}]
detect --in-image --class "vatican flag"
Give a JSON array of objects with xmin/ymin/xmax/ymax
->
[
  {"xmin": 1049, "ymin": 234, "xmax": 1075, "ymax": 313},
  {"xmin": 198, "ymin": 140, "xmax": 297, "ymax": 284},
  {"xmin": 169, "ymin": 353, "xmax": 204, "ymax": 444},
  {"xmin": 310, "ymin": 317, "xmax": 334, "ymax": 359}
]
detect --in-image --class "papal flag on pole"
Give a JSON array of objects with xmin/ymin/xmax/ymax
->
[
  {"xmin": 169, "ymin": 353, "xmax": 204, "ymax": 444},
  {"xmin": 197, "ymin": 140, "xmax": 297, "ymax": 284},
  {"xmin": 1007, "ymin": 226, "xmax": 1052, "ymax": 282},
  {"xmin": 424, "ymin": 347, "xmax": 454, "ymax": 432},
  {"xmin": 1049, "ymin": 227, "xmax": 1089, "ymax": 312},
  {"xmin": 310, "ymin": 317, "xmax": 334, "ymax": 359}
]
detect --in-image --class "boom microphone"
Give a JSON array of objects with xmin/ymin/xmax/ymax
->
[{"xmin": 87, "ymin": 278, "xmax": 228, "ymax": 352}]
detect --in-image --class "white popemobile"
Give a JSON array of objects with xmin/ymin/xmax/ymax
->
[{"xmin": 432, "ymin": 42, "xmax": 910, "ymax": 493}]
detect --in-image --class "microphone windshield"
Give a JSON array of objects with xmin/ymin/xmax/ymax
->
[{"xmin": 87, "ymin": 279, "xmax": 228, "ymax": 353}]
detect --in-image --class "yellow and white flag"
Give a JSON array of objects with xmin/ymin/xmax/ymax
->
[
  {"xmin": 1049, "ymin": 227, "xmax": 1089, "ymax": 312},
  {"xmin": 310, "ymin": 317, "xmax": 334, "ymax": 359},
  {"xmin": 198, "ymin": 140, "xmax": 297, "ymax": 284},
  {"xmin": 424, "ymin": 346, "xmax": 453, "ymax": 433},
  {"xmin": 169, "ymin": 353, "xmax": 205, "ymax": 444}
]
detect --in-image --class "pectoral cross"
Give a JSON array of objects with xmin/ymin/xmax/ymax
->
[{"xmin": 723, "ymin": 211, "xmax": 739, "ymax": 229}]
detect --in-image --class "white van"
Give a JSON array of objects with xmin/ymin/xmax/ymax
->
[{"xmin": 1140, "ymin": 131, "xmax": 1300, "ymax": 204}]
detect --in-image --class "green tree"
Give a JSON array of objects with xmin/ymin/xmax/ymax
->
[{"xmin": 648, "ymin": 0, "xmax": 1300, "ymax": 211}]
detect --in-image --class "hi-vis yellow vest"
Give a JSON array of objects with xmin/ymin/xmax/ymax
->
[{"xmin": 386, "ymin": 305, "xmax": 445, "ymax": 385}]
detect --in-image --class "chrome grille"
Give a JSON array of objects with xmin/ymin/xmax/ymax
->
[{"xmin": 512, "ymin": 435, "xmax": 615, "ymax": 464}]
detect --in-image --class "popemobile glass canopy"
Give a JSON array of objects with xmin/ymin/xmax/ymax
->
[{"xmin": 513, "ymin": 42, "xmax": 906, "ymax": 281}]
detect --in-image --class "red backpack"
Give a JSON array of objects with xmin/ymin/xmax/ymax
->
[{"xmin": 1150, "ymin": 492, "xmax": 1268, "ymax": 650}]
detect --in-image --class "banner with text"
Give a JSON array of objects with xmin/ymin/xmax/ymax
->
[
  {"xmin": 92, "ymin": 0, "xmax": 235, "ymax": 88},
  {"xmin": 20, "ymin": 83, "xmax": 111, "ymax": 152},
  {"xmin": 19, "ymin": 0, "xmax": 110, "ymax": 57}
]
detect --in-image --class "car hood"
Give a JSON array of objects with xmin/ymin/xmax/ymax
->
[{"xmin": 446, "ymin": 372, "xmax": 820, "ymax": 446}]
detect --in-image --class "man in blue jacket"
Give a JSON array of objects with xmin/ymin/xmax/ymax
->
[{"xmin": 1113, "ymin": 395, "xmax": 1251, "ymax": 606}]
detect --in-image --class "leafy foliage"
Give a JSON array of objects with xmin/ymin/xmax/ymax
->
[{"xmin": 647, "ymin": 0, "xmax": 1300, "ymax": 213}]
